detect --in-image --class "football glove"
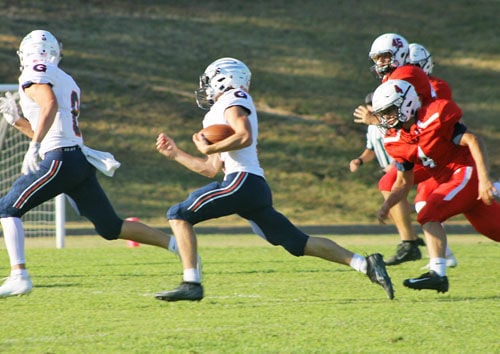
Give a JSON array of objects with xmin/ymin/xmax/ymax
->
[
  {"xmin": 21, "ymin": 142, "xmax": 41, "ymax": 175},
  {"xmin": 0, "ymin": 91, "xmax": 20, "ymax": 125}
]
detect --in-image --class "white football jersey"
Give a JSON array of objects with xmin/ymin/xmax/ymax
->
[
  {"xmin": 18, "ymin": 63, "xmax": 84, "ymax": 155},
  {"xmin": 202, "ymin": 89, "xmax": 264, "ymax": 177},
  {"xmin": 366, "ymin": 125, "xmax": 393, "ymax": 169}
]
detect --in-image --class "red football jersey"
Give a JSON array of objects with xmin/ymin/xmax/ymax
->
[
  {"xmin": 383, "ymin": 65, "xmax": 433, "ymax": 105},
  {"xmin": 383, "ymin": 98, "xmax": 473, "ymax": 183},
  {"xmin": 429, "ymin": 75, "xmax": 453, "ymax": 100}
]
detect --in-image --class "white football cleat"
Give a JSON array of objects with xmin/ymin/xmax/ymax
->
[{"xmin": 0, "ymin": 274, "xmax": 32, "ymax": 298}]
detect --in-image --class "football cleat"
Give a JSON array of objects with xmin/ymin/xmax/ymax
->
[
  {"xmin": 366, "ymin": 253, "xmax": 394, "ymax": 299},
  {"xmin": 403, "ymin": 271, "xmax": 449, "ymax": 293},
  {"xmin": 384, "ymin": 240, "xmax": 422, "ymax": 266},
  {"xmin": 155, "ymin": 282, "xmax": 204, "ymax": 302},
  {"xmin": 0, "ymin": 274, "xmax": 32, "ymax": 298}
]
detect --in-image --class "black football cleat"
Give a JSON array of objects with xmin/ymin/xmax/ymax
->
[
  {"xmin": 155, "ymin": 282, "xmax": 204, "ymax": 302},
  {"xmin": 403, "ymin": 271, "xmax": 449, "ymax": 293},
  {"xmin": 366, "ymin": 253, "xmax": 395, "ymax": 300},
  {"xmin": 385, "ymin": 240, "xmax": 422, "ymax": 266}
]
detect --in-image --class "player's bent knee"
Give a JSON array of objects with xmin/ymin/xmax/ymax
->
[
  {"xmin": 278, "ymin": 238, "xmax": 307, "ymax": 257},
  {"xmin": 95, "ymin": 220, "xmax": 123, "ymax": 240}
]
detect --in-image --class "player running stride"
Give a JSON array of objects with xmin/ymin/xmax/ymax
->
[
  {"xmin": 0, "ymin": 30, "xmax": 181, "ymax": 298},
  {"xmin": 372, "ymin": 79, "xmax": 500, "ymax": 293},
  {"xmin": 155, "ymin": 57, "xmax": 394, "ymax": 301}
]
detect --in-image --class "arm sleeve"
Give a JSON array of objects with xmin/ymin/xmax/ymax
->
[
  {"xmin": 452, "ymin": 122, "xmax": 468, "ymax": 145},
  {"xmin": 395, "ymin": 160, "xmax": 414, "ymax": 171}
]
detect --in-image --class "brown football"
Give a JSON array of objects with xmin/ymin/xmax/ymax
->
[{"xmin": 199, "ymin": 124, "xmax": 235, "ymax": 144}]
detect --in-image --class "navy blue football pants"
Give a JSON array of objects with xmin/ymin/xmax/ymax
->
[
  {"xmin": 167, "ymin": 172, "xmax": 309, "ymax": 256},
  {"xmin": 0, "ymin": 146, "xmax": 123, "ymax": 239}
]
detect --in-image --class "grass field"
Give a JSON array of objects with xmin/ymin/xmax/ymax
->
[
  {"xmin": 0, "ymin": 234, "xmax": 498, "ymax": 353},
  {"xmin": 0, "ymin": 4, "xmax": 498, "ymax": 352}
]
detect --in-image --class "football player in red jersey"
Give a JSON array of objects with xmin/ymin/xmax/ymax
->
[
  {"xmin": 408, "ymin": 43, "xmax": 453, "ymax": 101},
  {"xmin": 372, "ymin": 79, "xmax": 500, "ymax": 293},
  {"xmin": 353, "ymin": 33, "xmax": 452, "ymax": 266}
]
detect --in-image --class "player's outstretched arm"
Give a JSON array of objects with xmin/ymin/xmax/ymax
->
[
  {"xmin": 377, "ymin": 169, "xmax": 413, "ymax": 223},
  {"xmin": 156, "ymin": 133, "xmax": 222, "ymax": 178}
]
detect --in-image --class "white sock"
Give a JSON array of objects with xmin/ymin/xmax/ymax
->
[
  {"xmin": 11, "ymin": 269, "xmax": 28, "ymax": 278},
  {"xmin": 1, "ymin": 217, "xmax": 26, "ymax": 267},
  {"xmin": 183, "ymin": 268, "xmax": 200, "ymax": 283},
  {"xmin": 168, "ymin": 236, "xmax": 178, "ymax": 254},
  {"xmin": 429, "ymin": 258, "xmax": 446, "ymax": 276},
  {"xmin": 350, "ymin": 254, "xmax": 367, "ymax": 274}
]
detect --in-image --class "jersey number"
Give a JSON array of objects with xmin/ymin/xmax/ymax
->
[{"xmin": 418, "ymin": 146, "xmax": 436, "ymax": 168}]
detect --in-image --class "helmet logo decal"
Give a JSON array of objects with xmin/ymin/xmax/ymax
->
[
  {"xmin": 392, "ymin": 38, "xmax": 404, "ymax": 48},
  {"xmin": 394, "ymin": 84, "xmax": 403, "ymax": 93},
  {"xmin": 234, "ymin": 91, "xmax": 247, "ymax": 99},
  {"xmin": 33, "ymin": 63, "xmax": 47, "ymax": 72}
]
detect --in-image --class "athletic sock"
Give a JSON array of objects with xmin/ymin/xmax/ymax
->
[
  {"xmin": 11, "ymin": 269, "xmax": 28, "ymax": 278},
  {"xmin": 429, "ymin": 258, "xmax": 446, "ymax": 277},
  {"xmin": 1, "ymin": 217, "xmax": 26, "ymax": 266},
  {"xmin": 183, "ymin": 268, "xmax": 200, "ymax": 283},
  {"xmin": 350, "ymin": 253, "xmax": 367, "ymax": 274}
]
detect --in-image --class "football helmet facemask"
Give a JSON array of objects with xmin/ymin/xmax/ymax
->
[
  {"xmin": 369, "ymin": 33, "xmax": 409, "ymax": 78},
  {"xmin": 372, "ymin": 79, "xmax": 421, "ymax": 129},
  {"xmin": 17, "ymin": 30, "xmax": 62, "ymax": 71},
  {"xmin": 195, "ymin": 57, "xmax": 251, "ymax": 109},
  {"xmin": 408, "ymin": 43, "xmax": 433, "ymax": 75}
]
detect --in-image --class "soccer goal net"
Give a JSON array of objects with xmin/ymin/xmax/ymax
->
[{"xmin": 0, "ymin": 84, "xmax": 65, "ymax": 248}]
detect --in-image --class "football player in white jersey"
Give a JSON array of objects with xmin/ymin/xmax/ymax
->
[
  {"xmin": 0, "ymin": 30, "xmax": 181, "ymax": 298},
  {"xmin": 350, "ymin": 92, "xmax": 393, "ymax": 174},
  {"xmin": 155, "ymin": 57, "xmax": 394, "ymax": 301}
]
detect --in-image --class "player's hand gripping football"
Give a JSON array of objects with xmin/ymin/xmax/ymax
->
[
  {"xmin": 21, "ymin": 142, "xmax": 41, "ymax": 175},
  {"xmin": 192, "ymin": 131, "xmax": 212, "ymax": 155},
  {"xmin": 0, "ymin": 91, "xmax": 21, "ymax": 125}
]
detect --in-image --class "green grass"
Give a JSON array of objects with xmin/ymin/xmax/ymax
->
[
  {"xmin": 0, "ymin": 234, "xmax": 498, "ymax": 353},
  {"xmin": 0, "ymin": 1, "xmax": 498, "ymax": 224}
]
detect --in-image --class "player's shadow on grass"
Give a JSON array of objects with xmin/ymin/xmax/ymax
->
[
  {"xmin": 435, "ymin": 294, "xmax": 500, "ymax": 302},
  {"xmin": 36, "ymin": 283, "xmax": 79, "ymax": 289}
]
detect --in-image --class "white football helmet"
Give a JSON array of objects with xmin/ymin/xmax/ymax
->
[
  {"xmin": 408, "ymin": 43, "xmax": 433, "ymax": 75},
  {"xmin": 372, "ymin": 79, "xmax": 421, "ymax": 129},
  {"xmin": 195, "ymin": 57, "xmax": 251, "ymax": 109},
  {"xmin": 369, "ymin": 33, "xmax": 409, "ymax": 78},
  {"xmin": 17, "ymin": 30, "xmax": 62, "ymax": 71}
]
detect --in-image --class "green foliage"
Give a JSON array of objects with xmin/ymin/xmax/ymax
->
[
  {"xmin": 0, "ymin": 1, "xmax": 498, "ymax": 223},
  {"xmin": 0, "ymin": 235, "xmax": 498, "ymax": 353}
]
